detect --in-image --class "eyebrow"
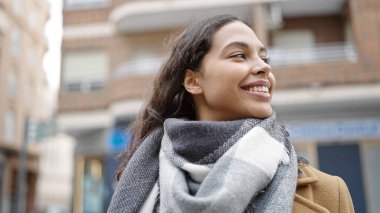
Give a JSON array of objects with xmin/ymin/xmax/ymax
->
[{"xmin": 222, "ymin": 41, "xmax": 268, "ymax": 55}]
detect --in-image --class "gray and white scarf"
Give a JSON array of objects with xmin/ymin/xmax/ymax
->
[{"xmin": 108, "ymin": 113, "xmax": 298, "ymax": 213}]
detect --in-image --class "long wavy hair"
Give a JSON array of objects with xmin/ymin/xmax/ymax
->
[{"xmin": 116, "ymin": 15, "xmax": 239, "ymax": 179}]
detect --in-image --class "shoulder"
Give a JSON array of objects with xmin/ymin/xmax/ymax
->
[
  {"xmin": 301, "ymin": 165, "xmax": 352, "ymax": 200},
  {"xmin": 294, "ymin": 164, "xmax": 354, "ymax": 213},
  {"xmin": 300, "ymin": 164, "xmax": 339, "ymax": 185}
]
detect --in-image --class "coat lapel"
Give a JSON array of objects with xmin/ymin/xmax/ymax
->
[{"xmin": 293, "ymin": 164, "xmax": 330, "ymax": 213}]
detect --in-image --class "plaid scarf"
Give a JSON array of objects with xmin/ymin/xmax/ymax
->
[{"xmin": 108, "ymin": 113, "xmax": 298, "ymax": 213}]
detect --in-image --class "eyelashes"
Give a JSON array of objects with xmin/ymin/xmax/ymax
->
[
  {"xmin": 229, "ymin": 52, "xmax": 270, "ymax": 64},
  {"xmin": 262, "ymin": 57, "xmax": 270, "ymax": 64},
  {"xmin": 230, "ymin": 52, "xmax": 246, "ymax": 59}
]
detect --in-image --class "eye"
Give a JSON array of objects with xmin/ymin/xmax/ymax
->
[
  {"xmin": 261, "ymin": 57, "xmax": 270, "ymax": 64},
  {"xmin": 230, "ymin": 52, "xmax": 246, "ymax": 60}
]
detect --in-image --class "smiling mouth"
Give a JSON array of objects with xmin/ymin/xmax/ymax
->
[{"xmin": 243, "ymin": 86, "xmax": 269, "ymax": 93}]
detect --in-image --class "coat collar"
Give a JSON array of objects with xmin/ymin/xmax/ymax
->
[
  {"xmin": 297, "ymin": 163, "xmax": 318, "ymax": 186},
  {"xmin": 294, "ymin": 163, "xmax": 330, "ymax": 213}
]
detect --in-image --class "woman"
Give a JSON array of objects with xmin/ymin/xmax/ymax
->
[{"xmin": 108, "ymin": 15, "xmax": 354, "ymax": 213}]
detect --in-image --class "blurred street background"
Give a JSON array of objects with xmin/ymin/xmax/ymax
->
[{"xmin": 0, "ymin": 0, "xmax": 379, "ymax": 212}]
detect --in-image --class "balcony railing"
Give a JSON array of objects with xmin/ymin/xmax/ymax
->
[
  {"xmin": 64, "ymin": 0, "xmax": 110, "ymax": 10},
  {"xmin": 111, "ymin": 43, "xmax": 357, "ymax": 77},
  {"xmin": 63, "ymin": 80, "xmax": 106, "ymax": 93},
  {"xmin": 112, "ymin": 57, "xmax": 165, "ymax": 78},
  {"xmin": 268, "ymin": 42, "xmax": 357, "ymax": 67}
]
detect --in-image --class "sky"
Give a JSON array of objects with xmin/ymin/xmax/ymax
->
[{"xmin": 43, "ymin": 0, "xmax": 63, "ymax": 92}]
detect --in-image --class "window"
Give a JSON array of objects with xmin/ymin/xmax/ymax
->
[
  {"xmin": 62, "ymin": 50, "xmax": 108, "ymax": 92},
  {"xmin": 362, "ymin": 141, "xmax": 380, "ymax": 213},
  {"xmin": 25, "ymin": 81, "xmax": 34, "ymax": 103},
  {"xmin": 11, "ymin": 28, "xmax": 21, "ymax": 57},
  {"xmin": 271, "ymin": 29, "xmax": 316, "ymax": 65},
  {"xmin": 7, "ymin": 71, "xmax": 17, "ymax": 97},
  {"xmin": 4, "ymin": 110, "xmax": 16, "ymax": 143},
  {"xmin": 270, "ymin": 30, "xmax": 316, "ymax": 66},
  {"xmin": 272, "ymin": 29, "xmax": 315, "ymax": 48},
  {"xmin": 83, "ymin": 158, "xmax": 104, "ymax": 213},
  {"xmin": 28, "ymin": 6, "xmax": 39, "ymax": 32},
  {"xmin": 318, "ymin": 143, "xmax": 367, "ymax": 212},
  {"xmin": 271, "ymin": 29, "xmax": 357, "ymax": 65},
  {"xmin": 113, "ymin": 45, "xmax": 162, "ymax": 77},
  {"xmin": 345, "ymin": 22, "xmax": 354, "ymax": 43},
  {"xmin": 12, "ymin": 0, "xmax": 22, "ymax": 15},
  {"xmin": 27, "ymin": 45, "xmax": 37, "ymax": 65}
]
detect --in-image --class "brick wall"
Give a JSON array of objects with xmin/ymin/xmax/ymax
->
[
  {"xmin": 63, "ymin": 7, "xmax": 111, "ymax": 25},
  {"xmin": 60, "ymin": 30, "xmax": 172, "ymax": 111},
  {"xmin": 59, "ymin": 89, "xmax": 108, "ymax": 112},
  {"xmin": 280, "ymin": 15, "xmax": 345, "ymax": 43},
  {"xmin": 109, "ymin": 75, "xmax": 155, "ymax": 102},
  {"xmin": 272, "ymin": 0, "xmax": 380, "ymax": 89},
  {"xmin": 350, "ymin": 0, "xmax": 380, "ymax": 79},
  {"xmin": 272, "ymin": 61, "xmax": 374, "ymax": 89},
  {"xmin": 59, "ymin": 75, "xmax": 155, "ymax": 112},
  {"xmin": 63, "ymin": 0, "xmax": 142, "ymax": 25}
]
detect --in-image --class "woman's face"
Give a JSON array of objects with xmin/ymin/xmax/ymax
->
[{"xmin": 191, "ymin": 21, "xmax": 275, "ymax": 121}]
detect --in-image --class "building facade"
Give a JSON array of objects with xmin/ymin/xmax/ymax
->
[
  {"xmin": 0, "ymin": 0, "xmax": 50, "ymax": 212},
  {"xmin": 59, "ymin": 0, "xmax": 380, "ymax": 212}
]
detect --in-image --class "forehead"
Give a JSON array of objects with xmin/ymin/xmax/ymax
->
[{"xmin": 211, "ymin": 21, "xmax": 263, "ymax": 50}]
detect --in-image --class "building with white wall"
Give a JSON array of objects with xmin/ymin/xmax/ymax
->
[{"xmin": 0, "ymin": 0, "xmax": 50, "ymax": 212}]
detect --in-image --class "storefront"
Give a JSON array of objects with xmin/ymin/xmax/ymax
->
[
  {"xmin": 0, "ymin": 145, "xmax": 39, "ymax": 213},
  {"xmin": 72, "ymin": 119, "xmax": 131, "ymax": 213},
  {"xmin": 289, "ymin": 119, "xmax": 380, "ymax": 213},
  {"xmin": 275, "ymin": 86, "xmax": 380, "ymax": 213}
]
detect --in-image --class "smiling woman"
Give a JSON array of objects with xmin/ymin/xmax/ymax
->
[
  {"xmin": 183, "ymin": 21, "xmax": 274, "ymax": 120},
  {"xmin": 107, "ymin": 15, "xmax": 354, "ymax": 213}
]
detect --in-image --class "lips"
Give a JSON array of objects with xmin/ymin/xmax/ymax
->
[
  {"xmin": 241, "ymin": 80, "xmax": 271, "ymax": 93},
  {"xmin": 246, "ymin": 86, "xmax": 269, "ymax": 93}
]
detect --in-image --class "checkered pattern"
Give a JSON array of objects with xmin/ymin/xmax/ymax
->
[{"xmin": 108, "ymin": 113, "xmax": 298, "ymax": 213}]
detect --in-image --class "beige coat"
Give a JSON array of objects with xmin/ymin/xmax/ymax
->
[{"xmin": 293, "ymin": 163, "xmax": 355, "ymax": 213}]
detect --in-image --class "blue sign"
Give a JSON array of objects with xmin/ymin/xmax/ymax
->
[
  {"xmin": 287, "ymin": 119, "xmax": 380, "ymax": 142},
  {"xmin": 109, "ymin": 129, "xmax": 130, "ymax": 153}
]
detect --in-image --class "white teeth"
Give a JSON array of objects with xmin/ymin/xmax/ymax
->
[{"xmin": 247, "ymin": 86, "xmax": 269, "ymax": 93}]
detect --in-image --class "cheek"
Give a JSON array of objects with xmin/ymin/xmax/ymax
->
[
  {"xmin": 200, "ymin": 75, "xmax": 238, "ymax": 103},
  {"xmin": 199, "ymin": 62, "xmax": 245, "ymax": 97},
  {"xmin": 269, "ymin": 73, "xmax": 276, "ymax": 90}
]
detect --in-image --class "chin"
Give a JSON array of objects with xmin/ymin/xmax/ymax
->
[{"xmin": 251, "ymin": 107, "xmax": 273, "ymax": 119}]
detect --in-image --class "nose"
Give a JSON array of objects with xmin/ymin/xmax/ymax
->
[{"xmin": 249, "ymin": 57, "xmax": 271, "ymax": 76}]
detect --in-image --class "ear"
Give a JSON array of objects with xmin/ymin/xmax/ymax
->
[{"xmin": 183, "ymin": 69, "xmax": 203, "ymax": 95}]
